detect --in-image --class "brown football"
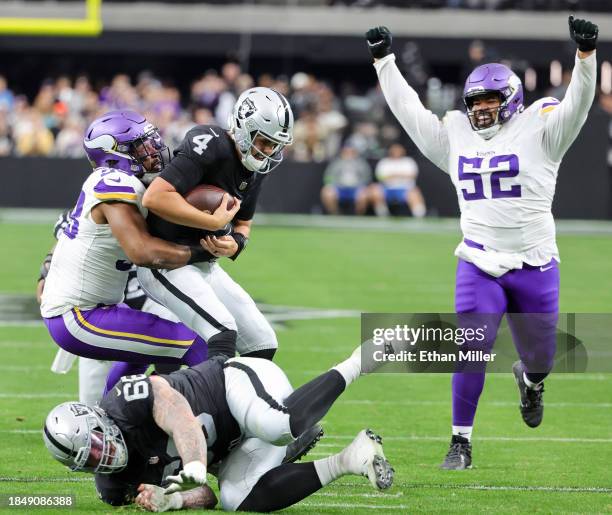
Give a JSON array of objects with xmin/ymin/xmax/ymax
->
[{"xmin": 184, "ymin": 185, "xmax": 236, "ymax": 213}]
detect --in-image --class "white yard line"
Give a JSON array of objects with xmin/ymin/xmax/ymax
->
[
  {"xmin": 4, "ymin": 209, "xmax": 612, "ymax": 235},
  {"xmin": 1, "ymin": 391, "xmax": 611, "ymax": 409},
  {"xmin": 1, "ymin": 476, "xmax": 609, "ymax": 497},
  {"xmin": 297, "ymin": 502, "xmax": 409, "ymax": 510},
  {"xmin": 340, "ymin": 399, "xmax": 612, "ymax": 408},
  {"xmin": 4, "ymin": 429, "xmax": 612, "ymax": 443},
  {"xmin": 321, "ymin": 434, "xmax": 612, "ymax": 444}
]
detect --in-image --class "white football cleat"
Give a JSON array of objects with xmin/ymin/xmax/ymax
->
[{"xmin": 342, "ymin": 429, "xmax": 394, "ymax": 489}]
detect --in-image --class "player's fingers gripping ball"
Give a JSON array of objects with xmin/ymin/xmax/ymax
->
[
  {"xmin": 366, "ymin": 26, "xmax": 392, "ymax": 59},
  {"xmin": 568, "ymin": 15, "xmax": 598, "ymax": 52}
]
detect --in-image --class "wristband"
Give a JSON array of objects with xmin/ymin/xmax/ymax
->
[{"xmin": 229, "ymin": 232, "xmax": 249, "ymax": 261}]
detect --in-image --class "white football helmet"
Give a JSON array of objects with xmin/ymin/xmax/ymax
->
[
  {"xmin": 43, "ymin": 402, "xmax": 128, "ymax": 474},
  {"xmin": 229, "ymin": 87, "xmax": 294, "ymax": 174}
]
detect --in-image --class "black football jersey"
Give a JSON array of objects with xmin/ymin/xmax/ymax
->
[
  {"xmin": 96, "ymin": 358, "xmax": 241, "ymax": 502},
  {"xmin": 147, "ymin": 125, "xmax": 266, "ymax": 245}
]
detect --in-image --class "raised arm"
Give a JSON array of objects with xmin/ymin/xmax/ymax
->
[
  {"xmin": 366, "ymin": 26, "xmax": 450, "ymax": 173},
  {"xmin": 543, "ymin": 17, "xmax": 598, "ymax": 162}
]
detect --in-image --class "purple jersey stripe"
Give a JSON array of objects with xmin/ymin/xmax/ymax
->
[
  {"xmin": 541, "ymin": 101, "xmax": 560, "ymax": 109},
  {"xmin": 464, "ymin": 238, "xmax": 485, "ymax": 250},
  {"xmin": 70, "ymin": 309, "xmax": 192, "ymax": 349},
  {"xmin": 94, "ymin": 180, "xmax": 136, "ymax": 195}
]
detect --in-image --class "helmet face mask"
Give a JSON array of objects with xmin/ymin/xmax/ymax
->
[
  {"xmin": 229, "ymin": 87, "xmax": 294, "ymax": 174},
  {"xmin": 43, "ymin": 402, "xmax": 128, "ymax": 475},
  {"xmin": 84, "ymin": 111, "xmax": 169, "ymax": 180},
  {"xmin": 130, "ymin": 127, "xmax": 170, "ymax": 183},
  {"xmin": 465, "ymin": 91, "xmax": 503, "ymax": 134},
  {"xmin": 463, "ymin": 63, "xmax": 524, "ymax": 140}
]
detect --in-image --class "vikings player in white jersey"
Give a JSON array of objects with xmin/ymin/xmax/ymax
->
[
  {"xmin": 366, "ymin": 16, "xmax": 598, "ymax": 469},
  {"xmin": 41, "ymin": 110, "xmax": 239, "ymax": 393}
]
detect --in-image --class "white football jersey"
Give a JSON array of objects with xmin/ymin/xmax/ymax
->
[
  {"xmin": 375, "ymin": 52, "xmax": 596, "ymax": 276},
  {"xmin": 41, "ymin": 168, "xmax": 147, "ymax": 317}
]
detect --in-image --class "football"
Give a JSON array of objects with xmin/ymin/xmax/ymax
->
[{"xmin": 185, "ymin": 185, "xmax": 236, "ymax": 214}]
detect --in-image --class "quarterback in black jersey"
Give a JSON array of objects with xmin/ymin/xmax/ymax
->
[
  {"xmin": 139, "ymin": 87, "xmax": 295, "ymax": 362},
  {"xmin": 44, "ymin": 345, "xmax": 394, "ymax": 511}
]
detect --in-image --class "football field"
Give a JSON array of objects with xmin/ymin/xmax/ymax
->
[{"xmin": 1, "ymin": 215, "xmax": 611, "ymax": 513}]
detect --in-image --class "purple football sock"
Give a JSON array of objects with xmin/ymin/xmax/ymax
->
[
  {"xmin": 181, "ymin": 336, "xmax": 208, "ymax": 367},
  {"xmin": 104, "ymin": 362, "xmax": 149, "ymax": 395},
  {"xmin": 452, "ymin": 372, "xmax": 486, "ymax": 426}
]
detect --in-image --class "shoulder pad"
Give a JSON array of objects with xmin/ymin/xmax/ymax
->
[{"xmin": 91, "ymin": 169, "xmax": 143, "ymax": 203}]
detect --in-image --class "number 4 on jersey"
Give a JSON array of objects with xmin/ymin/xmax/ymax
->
[{"xmin": 192, "ymin": 134, "xmax": 214, "ymax": 155}]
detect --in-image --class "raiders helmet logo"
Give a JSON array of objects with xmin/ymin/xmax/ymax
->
[
  {"xmin": 238, "ymin": 98, "xmax": 256, "ymax": 120},
  {"xmin": 239, "ymin": 181, "xmax": 248, "ymax": 191},
  {"xmin": 69, "ymin": 403, "xmax": 92, "ymax": 417}
]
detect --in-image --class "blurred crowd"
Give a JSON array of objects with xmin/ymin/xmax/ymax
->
[
  {"xmin": 328, "ymin": 0, "xmax": 611, "ymax": 10},
  {"xmin": 91, "ymin": 0, "xmax": 612, "ymax": 11},
  {"xmin": 2, "ymin": 37, "xmax": 610, "ymax": 217},
  {"xmin": 0, "ymin": 60, "xmax": 403, "ymax": 164}
]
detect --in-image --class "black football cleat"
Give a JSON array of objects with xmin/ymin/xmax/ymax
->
[
  {"xmin": 513, "ymin": 361, "xmax": 544, "ymax": 428},
  {"xmin": 440, "ymin": 435, "xmax": 472, "ymax": 470},
  {"xmin": 283, "ymin": 424, "xmax": 324, "ymax": 464}
]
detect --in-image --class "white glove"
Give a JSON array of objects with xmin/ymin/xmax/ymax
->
[
  {"xmin": 135, "ymin": 484, "xmax": 183, "ymax": 512},
  {"xmin": 164, "ymin": 461, "xmax": 207, "ymax": 494}
]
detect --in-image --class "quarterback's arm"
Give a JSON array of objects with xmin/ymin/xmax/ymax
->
[
  {"xmin": 143, "ymin": 176, "xmax": 240, "ymax": 231},
  {"xmin": 374, "ymin": 54, "xmax": 450, "ymax": 172},
  {"xmin": 97, "ymin": 202, "xmax": 195, "ymax": 269},
  {"xmin": 542, "ymin": 50, "xmax": 596, "ymax": 162},
  {"xmin": 201, "ymin": 219, "xmax": 250, "ymax": 259}
]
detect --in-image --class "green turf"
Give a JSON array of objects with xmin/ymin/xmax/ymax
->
[{"xmin": 1, "ymin": 221, "xmax": 611, "ymax": 513}]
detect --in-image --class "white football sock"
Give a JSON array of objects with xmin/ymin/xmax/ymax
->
[
  {"xmin": 523, "ymin": 372, "xmax": 542, "ymax": 390},
  {"xmin": 452, "ymin": 425, "xmax": 473, "ymax": 441},
  {"xmin": 313, "ymin": 452, "xmax": 346, "ymax": 486},
  {"xmin": 332, "ymin": 351, "xmax": 361, "ymax": 387},
  {"xmin": 412, "ymin": 203, "xmax": 426, "ymax": 218}
]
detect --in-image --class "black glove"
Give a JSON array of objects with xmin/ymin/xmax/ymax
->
[
  {"xmin": 365, "ymin": 26, "xmax": 392, "ymax": 60},
  {"xmin": 568, "ymin": 15, "xmax": 598, "ymax": 52}
]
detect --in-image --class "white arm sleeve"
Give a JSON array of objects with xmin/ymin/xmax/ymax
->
[
  {"xmin": 543, "ymin": 52, "xmax": 597, "ymax": 162},
  {"xmin": 374, "ymin": 54, "xmax": 450, "ymax": 173}
]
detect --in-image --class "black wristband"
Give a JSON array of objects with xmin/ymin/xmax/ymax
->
[
  {"xmin": 188, "ymin": 246, "xmax": 216, "ymax": 264},
  {"xmin": 38, "ymin": 253, "xmax": 53, "ymax": 281},
  {"xmin": 229, "ymin": 231, "xmax": 249, "ymax": 261}
]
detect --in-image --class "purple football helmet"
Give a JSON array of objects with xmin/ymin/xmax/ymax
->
[
  {"xmin": 463, "ymin": 63, "xmax": 524, "ymax": 138},
  {"xmin": 83, "ymin": 110, "xmax": 169, "ymax": 179}
]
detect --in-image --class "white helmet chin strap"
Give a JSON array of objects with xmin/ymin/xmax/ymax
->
[{"xmin": 242, "ymin": 153, "xmax": 269, "ymax": 172}]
